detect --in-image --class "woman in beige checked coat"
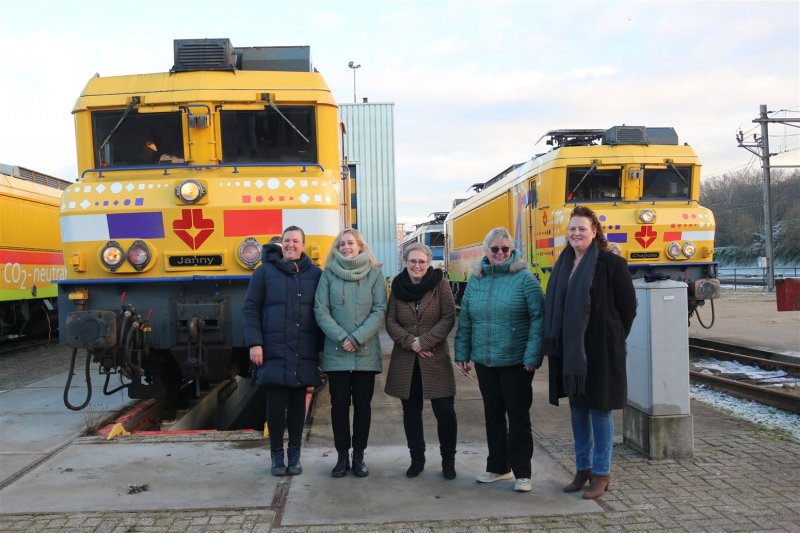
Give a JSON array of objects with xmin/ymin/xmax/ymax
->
[{"xmin": 384, "ymin": 243, "xmax": 457, "ymax": 480}]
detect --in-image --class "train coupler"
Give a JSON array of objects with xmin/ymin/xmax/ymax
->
[
  {"xmin": 65, "ymin": 310, "xmax": 117, "ymax": 349},
  {"xmin": 689, "ymin": 278, "xmax": 721, "ymax": 301}
]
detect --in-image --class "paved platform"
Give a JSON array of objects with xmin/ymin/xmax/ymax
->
[{"xmin": 0, "ymin": 287, "xmax": 798, "ymax": 531}]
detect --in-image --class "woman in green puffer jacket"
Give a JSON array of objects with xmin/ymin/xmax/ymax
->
[
  {"xmin": 314, "ymin": 228, "xmax": 387, "ymax": 479},
  {"xmin": 454, "ymin": 227, "xmax": 544, "ymax": 493}
]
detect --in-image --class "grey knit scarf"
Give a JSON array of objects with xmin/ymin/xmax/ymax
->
[
  {"xmin": 328, "ymin": 250, "xmax": 373, "ymax": 281},
  {"xmin": 544, "ymin": 244, "xmax": 597, "ymax": 396}
]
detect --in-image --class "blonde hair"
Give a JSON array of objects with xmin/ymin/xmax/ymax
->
[{"xmin": 325, "ymin": 228, "xmax": 380, "ymax": 267}]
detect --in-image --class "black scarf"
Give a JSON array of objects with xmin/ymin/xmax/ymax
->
[
  {"xmin": 391, "ymin": 267, "xmax": 443, "ymax": 302},
  {"xmin": 544, "ymin": 244, "xmax": 598, "ymax": 396}
]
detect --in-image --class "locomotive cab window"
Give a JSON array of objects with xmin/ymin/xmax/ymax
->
[
  {"xmin": 566, "ymin": 167, "xmax": 622, "ymax": 201},
  {"xmin": 642, "ymin": 166, "xmax": 691, "ymax": 200},
  {"xmin": 220, "ymin": 106, "xmax": 317, "ymax": 163},
  {"xmin": 92, "ymin": 110, "xmax": 185, "ymax": 168}
]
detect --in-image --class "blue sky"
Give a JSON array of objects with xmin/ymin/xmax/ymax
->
[{"xmin": 1, "ymin": 0, "xmax": 798, "ymax": 226}]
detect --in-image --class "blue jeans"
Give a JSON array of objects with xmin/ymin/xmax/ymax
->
[{"xmin": 570, "ymin": 404, "xmax": 614, "ymax": 476}]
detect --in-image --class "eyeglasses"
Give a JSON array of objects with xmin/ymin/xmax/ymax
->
[
  {"xmin": 490, "ymin": 246, "xmax": 510, "ymax": 254},
  {"xmin": 407, "ymin": 259, "xmax": 428, "ymax": 266}
]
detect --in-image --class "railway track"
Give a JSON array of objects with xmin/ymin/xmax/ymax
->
[
  {"xmin": 0, "ymin": 337, "xmax": 54, "ymax": 357},
  {"xmin": 689, "ymin": 338, "xmax": 800, "ymax": 414}
]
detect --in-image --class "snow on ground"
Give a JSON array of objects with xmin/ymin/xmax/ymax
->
[{"xmin": 691, "ymin": 384, "xmax": 800, "ymax": 441}]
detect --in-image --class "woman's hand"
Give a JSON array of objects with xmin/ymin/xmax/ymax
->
[
  {"xmin": 418, "ymin": 350, "xmax": 434, "ymax": 359},
  {"xmin": 411, "ymin": 337, "xmax": 422, "ymax": 353},
  {"xmin": 250, "ymin": 345, "xmax": 263, "ymax": 367},
  {"xmin": 523, "ymin": 364, "xmax": 536, "ymax": 373},
  {"xmin": 342, "ymin": 339, "xmax": 356, "ymax": 352},
  {"xmin": 457, "ymin": 361, "xmax": 471, "ymax": 374}
]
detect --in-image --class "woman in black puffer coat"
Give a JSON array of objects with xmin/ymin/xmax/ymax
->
[{"xmin": 243, "ymin": 225, "xmax": 322, "ymax": 477}]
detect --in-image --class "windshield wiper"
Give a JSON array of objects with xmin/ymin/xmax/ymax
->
[
  {"xmin": 666, "ymin": 160, "xmax": 689, "ymax": 187},
  {"xmin": 262, "ymin": 94, "xmax": 310, "ymax": 144},
  {"xmin": 97, "ymin": 96, "xmax": 140, "ymax": 162},
  {"xmin": 568, "ymin": 161, "xmax": 598, "ymax": 198}
]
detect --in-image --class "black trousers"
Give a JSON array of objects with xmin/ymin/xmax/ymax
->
[
  {"xmin": 265, "ymin": 385, "xmax": 307, "ymax": 452},
  {"xmin": 474, "ymin": 363, "xmax": 534, "ymax": 479},
  {"xmin": 401, "ymin": 358, "xmax": 457, "ymax": 461},
  {"xmin": 328, "ymin": 371, "xmax": 376, "ymax": 453}
]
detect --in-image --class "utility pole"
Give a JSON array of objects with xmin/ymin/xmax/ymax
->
[{"xmin": 737, "ymin": 104, "xmax": 800, "ymax": 291}]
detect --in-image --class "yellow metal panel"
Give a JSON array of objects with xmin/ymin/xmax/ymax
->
[
  {"xmin": 451, "ymin": 194, "xmax": 512, "ymax": 249},
  {"xmin": 0, "ymin": 175, "xmax": 66, "ymax": 301}
]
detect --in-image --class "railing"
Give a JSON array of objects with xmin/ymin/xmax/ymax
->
[
  {"xmin": 80, "ymin": 161, "xmax": 325, "ymax": 180},
  {"xmin": 718, "ymin": 267, "xmax": 799, "ymax": 289}
]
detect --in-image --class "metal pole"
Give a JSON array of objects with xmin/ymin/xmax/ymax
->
[
  {"xmin": 348, "ymin": 61, "xmax": 361, "ymax": 104},
  {"xmin": 758, "ymin": 104, "xmax": 775, "ymax": 291}
]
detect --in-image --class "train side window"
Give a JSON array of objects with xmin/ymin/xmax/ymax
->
[
  {"xmin": 642, "ymin": 167, "xmax": 691, "ymax": 199},
  {"xmin": 91, "ymin": 111, "xmax": 184, "ymax": 168},
  {"xmin": 565, "ymin": 167, "xmax": 622, "ymax": 201},
  {"xmin": 220, "ymin": 107, "xmax": 317, "ymax": 163}
]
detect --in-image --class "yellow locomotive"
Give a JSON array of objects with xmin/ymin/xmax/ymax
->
[
  {"xmin": 59, "ymin": 39, "xmax": 344, "ymax": 407},
  {"xmin": 445, "ymin": 126, "xmax": 719, "ymax": 320},
  {"xmin": 1, "ymin": 165, "xmax": 69, "ymax": 340}
]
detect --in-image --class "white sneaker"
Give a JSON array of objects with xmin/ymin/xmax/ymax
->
[
  {"xmin": 476, "ymin": 471, "xmax": 514, "ymax": 483},
  {"xmin": 514, "ymin": 478, "xmax": 532, "ymax": 492}
]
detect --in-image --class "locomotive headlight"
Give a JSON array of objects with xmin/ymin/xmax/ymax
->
[
  {"xmin": 608, "ymin": 242, "xmax": 623, "ymax": 256},
  {"xmin": 175, "ymin": 179, "xmax": 206, "ymax": 204},
  {"xmin": 638, "ymin": 209, "xmax": 656, "ymax": 224},
  {"xmin": 238, "ymin": 237, "xmax": 262, "ymax": 269},
  {"xmin": 100, "ymin": 241, "xmax": 125, "ymax": 271},
  {"xmin": 666, "ymin": 241, "xmax": 683, "ymax": 259},
  {"xmin": 127, "ymin": 240, "xmax": 152, "ymax": 270},
  {"xmin": 682, "ymin": 241, "xmax": 696, "ymax": 258}
]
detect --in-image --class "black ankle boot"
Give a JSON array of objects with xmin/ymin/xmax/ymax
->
[
  {"xmin": 331, "ymin": 452, "xmax": 349, "ymax": 478},
  {"xmin": 442, "ymin": 457, "xmax": 456, "ymax": 480},
  {"xmin": 270, "ymin": 450, "xmax": 287, "ymax": 477},
  {"xmin": 352, "ymin": 450, "xmax": 369, "ymax": 477},
  {"xmin": 287, "ymin": 446, "xmax": 302, "ymax": 476},
  {"xmin": 406, "ymin": 458, "xmax": 425, "ymax": 478}
]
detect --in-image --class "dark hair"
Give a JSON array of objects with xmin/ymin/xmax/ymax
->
[
  {"xmin": 570, "ymin": 206, "xmax": 608, "ymax": 251},
  {"xmin": 282, "ymin": 225, "xmax": 305, "ymax": 243}
]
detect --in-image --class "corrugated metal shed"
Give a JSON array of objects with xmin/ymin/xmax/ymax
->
[{"xmin": 340, "ymin": 103, "xmax": 399, "ymax": 278}]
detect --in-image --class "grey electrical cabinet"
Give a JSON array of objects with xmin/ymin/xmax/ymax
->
[{"xmin": 624, "ymin": 279, "xmax": 693, "ymax": 459}]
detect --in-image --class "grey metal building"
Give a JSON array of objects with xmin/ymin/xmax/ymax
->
[{"xmin": 339, "ymin": 102, "xmax": 399, "ymax": 278}]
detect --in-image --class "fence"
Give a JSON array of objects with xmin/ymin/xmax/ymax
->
[{"xmin": 718, "ymin": 267, "xmax": 800, "ymax": 289}]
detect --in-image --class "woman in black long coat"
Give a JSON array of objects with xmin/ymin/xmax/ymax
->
[
  {"xmin": 544, "ymin": 206, "xmax": 636, "ymax": 499},
  {"xmin": 243, "ymin": 225, "xmax": 322, "ymax": 477}
]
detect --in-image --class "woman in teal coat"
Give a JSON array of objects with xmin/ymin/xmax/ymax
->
[
  {"xmin": 455, "ymin": 227, "xmax": 544, "ymax": 493},
  {"xmin": 314, "ymin": 228, "xmax": 387, "ymax": 478}
]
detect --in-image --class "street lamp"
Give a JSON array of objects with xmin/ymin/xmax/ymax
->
[{"xmin": 348, "ymin": 61, "xmax": 361, "ymax": 103}]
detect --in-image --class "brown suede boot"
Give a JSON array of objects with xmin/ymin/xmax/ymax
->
[
  {"xmin": 562, "ymin": 469, "xmax": 592, "ymax": 492},
  {"xmin": 583, "ymin": 474, "xmax": 611, "ymax": 499}
]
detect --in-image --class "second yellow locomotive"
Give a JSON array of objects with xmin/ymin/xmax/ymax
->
[
  {"xmin": 445, "ymin": 126, "xmax": 719, "ymax": 319},
  {"xmin": 59, "ymin": 39, "xmax": 344, "ymax": 406}
]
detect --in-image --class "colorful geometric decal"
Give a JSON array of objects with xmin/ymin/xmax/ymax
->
[
  {"xmin": 634, "ymin": 226, "xmax": 657, "ymax": 248},
  {"xmin": 107, "ymin": 212, "xmax": 165, "ymax": 239},
  {"xmin": 224, "ymin": 210, "xmax": 283, "ymax": 237},
  {"xmin": 173, "ymin": 209, "xmax": 214, "ymax": 250},
  {"xmin": 60, "ymin": 213, "xmax": 164, "ymax": 242}
]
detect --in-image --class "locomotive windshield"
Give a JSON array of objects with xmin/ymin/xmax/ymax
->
[
  {"xmin": 220, "ymin": 106, "xmax": 317, "ymax": 163},
  {"xmin": 92, "ymin": 110, "xmax": 185, "ymax": 168},
  {"xmin": 642, "ymin": 166, "xmax": 691, "ymax": 199},
  {"xmin": 566, "ymin": 166, "xmax": 622, "ymax": 201}
]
